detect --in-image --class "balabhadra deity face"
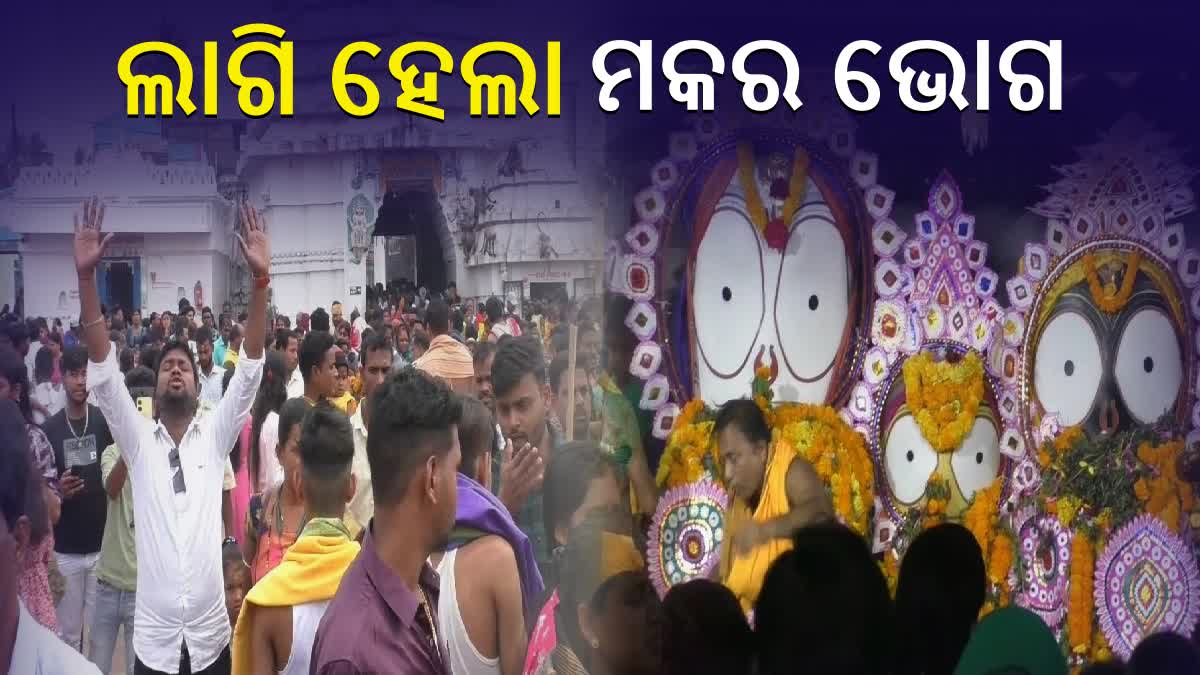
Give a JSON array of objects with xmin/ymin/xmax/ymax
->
[
  {"xmin": 686, "ymin": 140, "xmax": 866, "ymax": 407},
  {"xmin": 878, "ymin": 345, "xmax": 1006, "ymax": 519},
  {"xmin": 1026, "ymin": 243, "xmax": 1188, "ymax": 438}
]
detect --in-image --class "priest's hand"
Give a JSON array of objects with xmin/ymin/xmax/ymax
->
[{"xmin": 731, "ymin": 520, "xmax": 771, "ymax": 556}]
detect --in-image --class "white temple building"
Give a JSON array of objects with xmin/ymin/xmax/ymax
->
[{"xmin": 0, "ymin": 3, "xmax": 608, "ymax": 322}]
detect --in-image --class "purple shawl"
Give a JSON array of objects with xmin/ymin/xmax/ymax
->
[{"xmin": 448, "ymin": 473, "xmax": 546, "ymax": 624}]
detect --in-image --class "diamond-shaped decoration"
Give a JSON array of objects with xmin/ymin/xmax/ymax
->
[
  {"xmin": 668, "ymin": 132, "xmax": 699, "ymax": 162},
  {"xmin": 652, "ymin": 402, "xmax": 681, "ymax": 440},
  {"xmin": 1073, "ymin": 212, "xmax": 1099, "ymax": 239},
  {"xmin": 930, "ymin": 179, "xmax": 961, "ymax": 221},
  {"xmin": 969, "ymin": 315, "xmax": 995, "ymax": 352},
  {"xmin": 1136, "ymin": 207, "xmax": 1163, "ymax": 242},
  {"xmin": 1046, "ymin": 219, "xmax": 1073, "ymax": 256},
  {"xmin": 947, "ymin": 305, "xmax": 970, "ymax": 340},
  {"xmin": 634, "ymin": 187, "xmax": 667, "ymax": 222},
  {"xmin": 625, "ymin": 301, "xmax": 658, "ymax": 341},
  {"xmin": 624, "ymin": 222, "xmax": 660, "ymax": 257},
  {"xmin": 827, "ymin": 123, "xmax": 856, "ymax": 158},
  {"xmin": 875, "ymin": 259, "xmax": 905, "ymax": 299},
  {"xmin": 639, "ymin": 374, "xmax": 671, "ymax": 411},
  {"xmin": 964, "ymin": 240, "xmax": 988, "ymax": 270},
  {"xmin": 863, "ymin": 347, "xmax": 890, "ymax": 385},
  {"xmin": 974, "ymin": 267, "xmax": 999, "ymax": 298},
  {"xmin": 1160, "ymin": 224, "xmax": 1186, "ymax": 260},
  {"xmin": 1002, "ymin": 309, "xmax": 1026, "ymax": 347},
  {"xmin": 849, "ymin": 382, "xmax": 874, "ymax": 422},
  {"xmin": 872, "ymin": 219, "xmax": 906, "ymax": 258},
  {"xmin": 1178, "ymin": 250, "xmax": 1200, "ymax": 288},
  {"xmin": 980, "ymin": 298, "xmax": 1003, "ymax": 323},
  {"xmin": 864, "ymin": 185, "xmax": 896, "ymax": 219},
  {"xmin": 1110, "ymin": 205, "xmax": 1135, "ymax": 234},
  {"xmin": 955, "ymin": 214, "xmax": 976, "ymax": 242},
  {"xmin": 915, "ymin": 211, "xmax": 937, "ymax": 239},
  {"xmin": 997, "ymin": 389, "xmax": 1019, "ymax": 421},
  {"xmin": 1000, "ymin": 347, "xmax": 1020, "ymax": 383},
  {"xmin": 924, "ymin": 306, "xmax": 946, "ymax": 339},
  {"xmin": 1007, "ymin": 276, "xmax": 1035, "ymax": 310},
  {"xmin": 630, "ymin": 341, "xmax": 664, "ymax": 380},
  {"xmin": 650, "ymin": 159, "xmax": 679, "ymax": 191},
  {"xmin": 852, "ymin": 151, "xmax": 879, "ymax": 189},
  {"xmin": 871, "ymin": 300, "xmax": 907, "ymax": 350},
  {"xmin": 904, "ymin": 240, "xmax": 926, "ymax": 268},
  {"xmin": 624, "ymin": 255, "xmax": 656, "ymax": 301},
  {"xmin": 1024, "ymin": 243, "xmax": 1051, "ymax": 281},
  {"xmin": 999, "ymin": 428, "xmax": 1025, "ymax": 458}
]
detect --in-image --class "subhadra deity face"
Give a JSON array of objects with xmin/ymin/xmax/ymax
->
[
  {"xmin": 878, "ymin": 344, "xmax": 1006, "ymax": 519},
  {"xmin": 1025, "ymin": 242, "xmax": 1189, "ymax": 439},
  {"xmin": 687, "ymin": 139, "xmax": 867, "ymax": 407}
]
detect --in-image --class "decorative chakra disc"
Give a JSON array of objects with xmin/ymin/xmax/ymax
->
[
  {"xmin": 1013, "ymin": 507, "xmax": 1073, "ymax": 628},
  {"xmin": 647, "ymin": 479, "xmax": 730, "ymax": 598},
  {"xmin": 1094, "ymin": 514, "xmax": 1200, "ymax": 660}
]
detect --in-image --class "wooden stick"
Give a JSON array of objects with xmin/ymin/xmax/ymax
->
[{"xmin": 565, "ymin": 323, "xmax": 579, "ymax": 441}]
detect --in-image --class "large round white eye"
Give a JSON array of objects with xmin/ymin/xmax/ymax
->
[
  {"xmin": 883, "ymin": 415, "xmax": 939, "ymax": 505},
  {"xmin": 1115, "ymin": 307, "xmax": 1183, "ymax": 424},
  {"xmin": 950, "ymin": 416, "xmax": 1001, "ymax": 502},
  {"xmin": 1033, "ymin": 311, "xmax": 1103, "ymax": 427},
  {"xmin": 693, "ymin": 207, "xmax": 764, "ymax": 377},
  {"xmin": 774, "ymin": 200, "xmax": 850, "ymax": 381}
]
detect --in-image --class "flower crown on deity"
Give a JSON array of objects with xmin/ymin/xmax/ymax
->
[{"xmin": 609, "ymin": 98, "xmax": 895, "ymax": 441}]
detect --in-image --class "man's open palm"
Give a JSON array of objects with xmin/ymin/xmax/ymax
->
[
  {"xmin": 238, "ymin": 200, "xmax": 271, "ymax": 277},
  {"xmin": 73, "ymin": 197, "xmax": 112, "ymax": 274}
]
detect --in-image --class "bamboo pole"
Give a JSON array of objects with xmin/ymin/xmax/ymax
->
[{"xmin": 565, "ymin": 323, "xmax": 579, "ymax": 441}]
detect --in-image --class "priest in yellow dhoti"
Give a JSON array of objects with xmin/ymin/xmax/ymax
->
[{"xmin": 715, "ymin": 399, "xmax": 834, "ymax": 613}]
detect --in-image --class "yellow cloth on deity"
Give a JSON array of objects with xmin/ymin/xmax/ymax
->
[
  {"xmin": 231, "ymin": 523, "xmax": 360, "ymax": 675},
  {"xmin": 721, "ymin": 439, "xmax": 796, "ymax": 614}
]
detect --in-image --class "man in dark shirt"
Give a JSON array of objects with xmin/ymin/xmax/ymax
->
[
  {"xmin": 311, "ymin": 367, "xmax": 463, "ymax": 675},
  {"xmin": 42, "ymin": 346, "xmax": 114, "ymax": 652}
]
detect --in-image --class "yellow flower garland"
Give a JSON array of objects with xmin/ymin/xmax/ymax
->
[
  {"xmin": 1068, "ymin": 532, "xmax": 1094, "ymax": 656},
  {"xmin": 736, "ymin": 143, "xmax": 809, "ymax": 236},
  {"xmin": 656, "ymin": 400, "xmax": 874, "ymax": 537},
  {"xmin": 1083, "ymin": 250, "xmax": 1142, "ymax": 314},
  {"xmin": 902, "ymin": 351, "xmax": 986, "ymax": 452},
  {"xmin": 1135, "ymin": 439, "xmax": 1195, "ymax": 533}
]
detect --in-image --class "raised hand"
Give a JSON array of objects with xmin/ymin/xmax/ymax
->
[
  {"xmin": 237, "ymin": 200, "xmax": 271, "ymax": 278},
  {"xmin": 73, "ymin": 197, "xmax": 112, "ymax": 275},
  {"xmin": 497, "ymin": 439, "xmax": 543, "ymax": 515}
]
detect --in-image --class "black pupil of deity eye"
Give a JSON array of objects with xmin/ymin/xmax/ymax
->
[
  {"xmin": 1144, "ymin": 356, "xmax": 1154, "ymax": 373},
  {"xmin": 1064, "ymin": 360, "xmax": 1075, "ymax": 376},
  {"xmin": 722, "ymin": 287, "xmax": 732, "ymax": 302},
  {"xmin": 808, "ymin": 295, "xmax": 819, "ymax": 311},
  {"xmin": 905, "ymin": 450, "xmax": 914, "ymax": 462},
  {"xmin": 975, "ymin": 451, "xmax": 984, "ymax": 465}
]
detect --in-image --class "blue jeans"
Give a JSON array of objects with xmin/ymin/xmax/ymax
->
[{"xmin": 89, "ymin": 578, "xmax": 135, "ymax": 675}]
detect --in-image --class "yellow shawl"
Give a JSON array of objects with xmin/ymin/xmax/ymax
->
[
  {"xmin": 231, "ymin": 529, "xmax": 361, "ymax": 675},
  {"xmin": 721, "ymin": 440, "xmax": 796, "ymax": 613}
]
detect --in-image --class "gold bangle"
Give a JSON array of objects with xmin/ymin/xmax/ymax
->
[{"xmin": 81, "ymin": 316, "xmax": 105, "ymax": 330}]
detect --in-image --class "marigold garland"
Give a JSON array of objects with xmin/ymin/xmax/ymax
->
[
  {"xmin": 902, "ymin": 351, "xmax": 986, "ymax": 452},
  {"xmin": 1083, "ymin": 250, "xmax": 1142, "ymax": 314},
  {"xmin": 1135, "ymin": 439, "xmax": 1194, "ymax": 533},
  {"xmin": 1067, "ymin": 532, "xmax": 1094, "ymax": 656}
]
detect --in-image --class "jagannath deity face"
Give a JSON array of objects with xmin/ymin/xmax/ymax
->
[
  {"xmin": 684, "ymin": 136, "xmax": 869, "ymax": 407},
  {"xmin": 877, "ymin": 343, "xmax": 1007, "ymax": 519},
  {"xmin": 1023, "ymin": 240, "xmax": 1190, "ymax": 439}
]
